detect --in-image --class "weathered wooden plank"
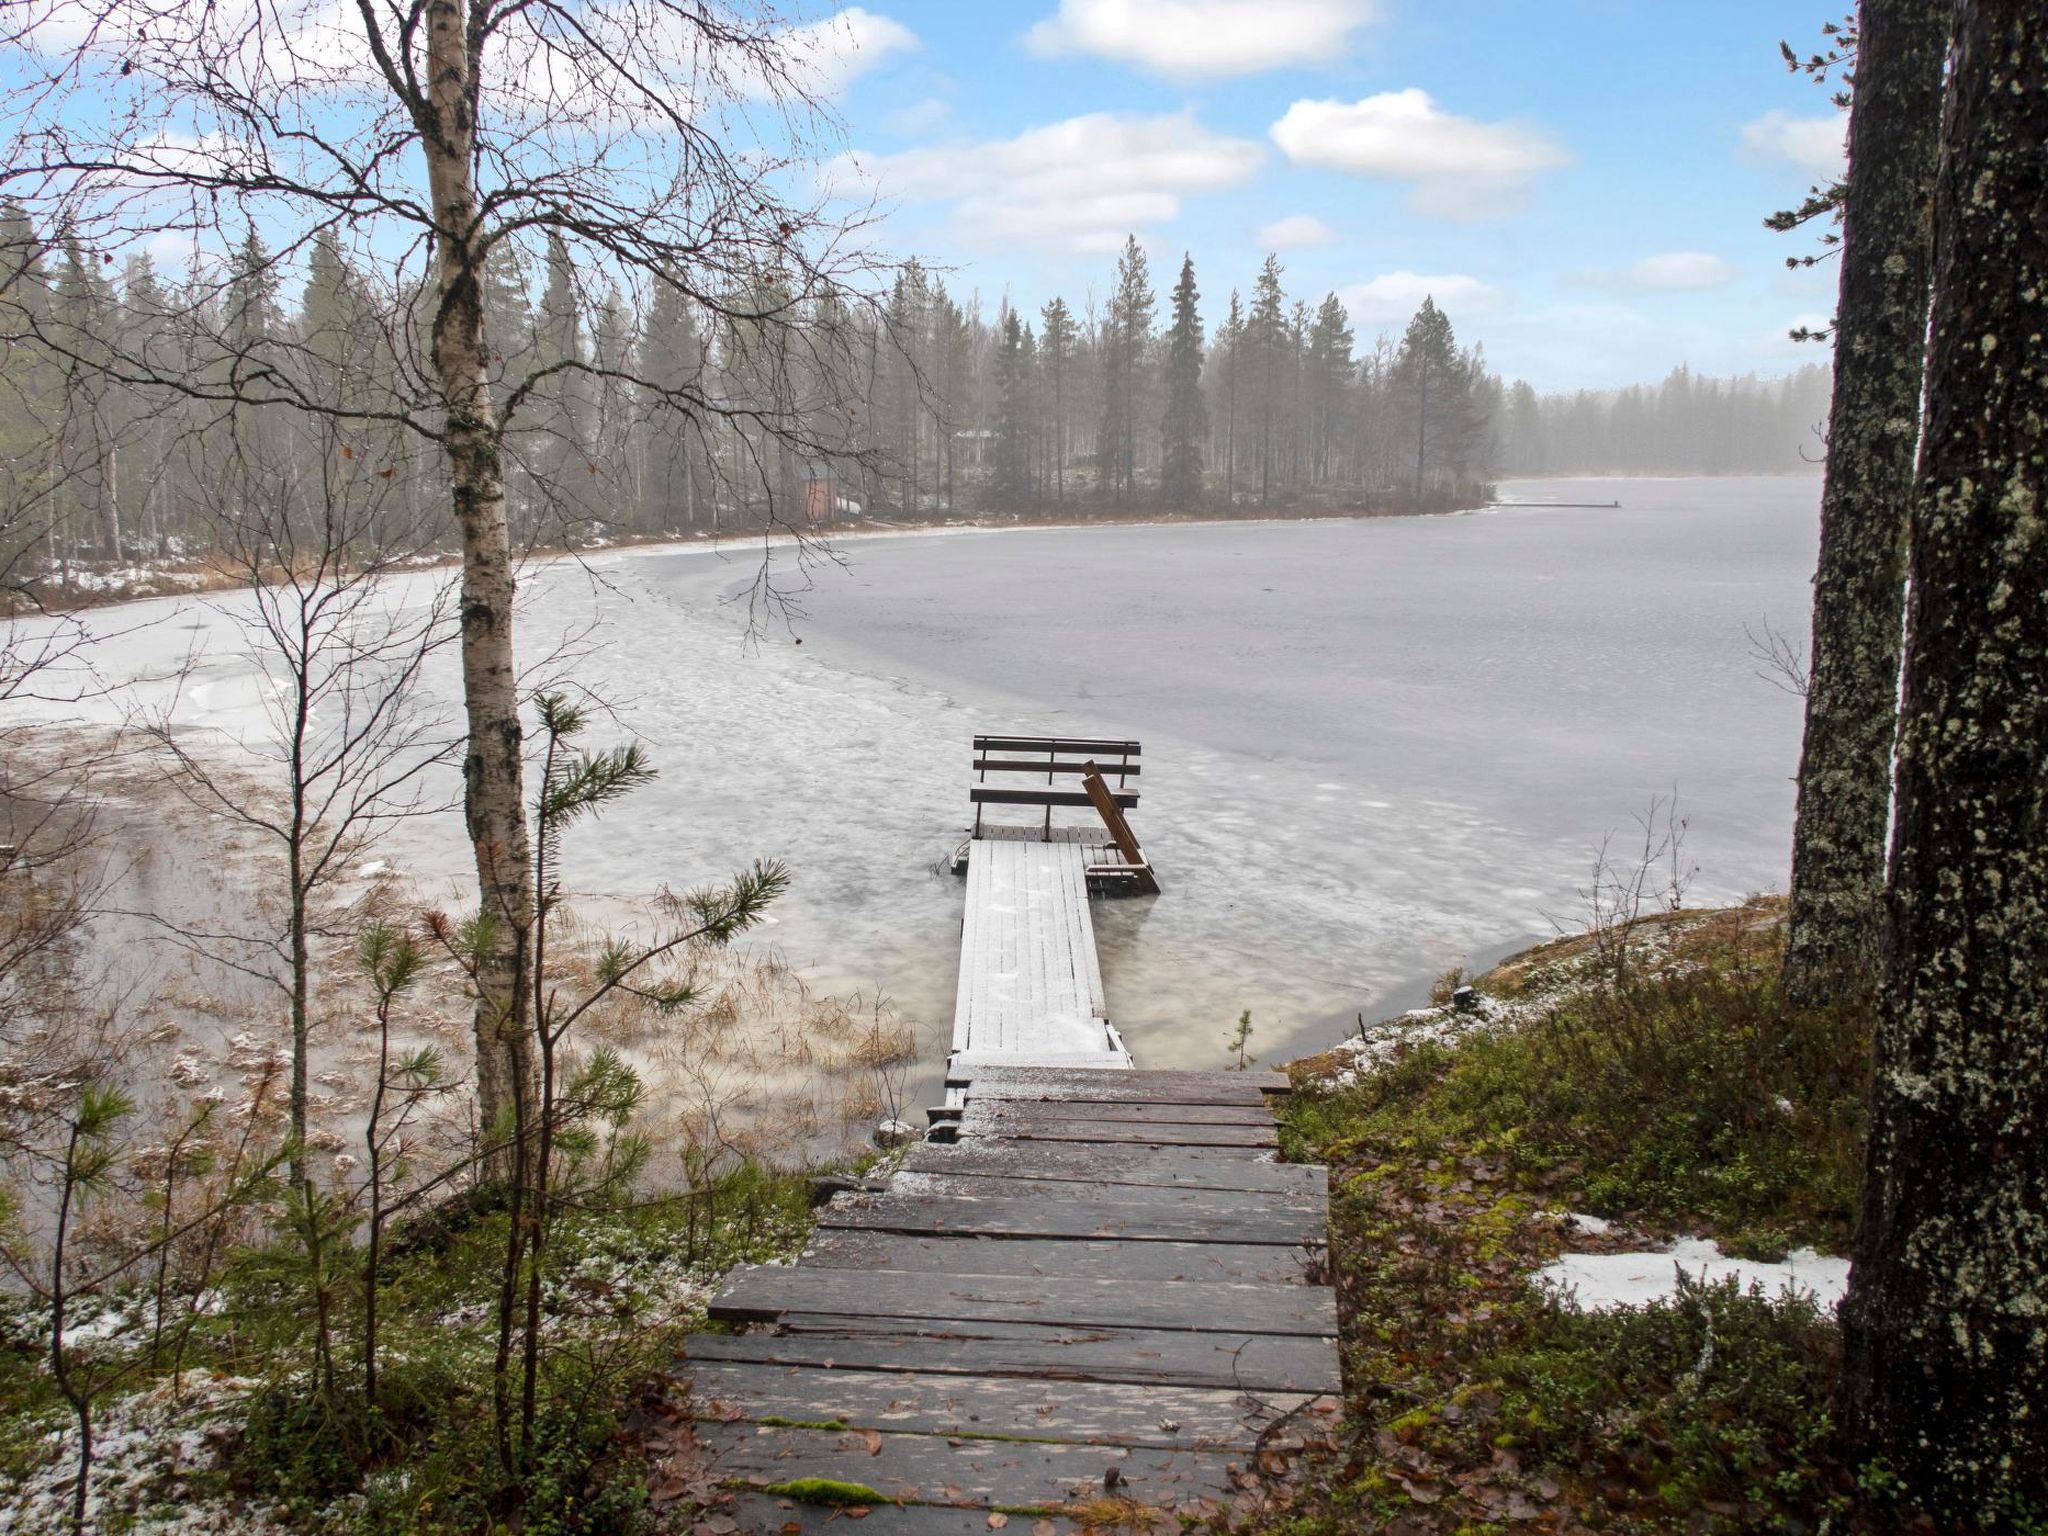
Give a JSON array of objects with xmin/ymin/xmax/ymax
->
[
  {"xmin": 969, "ymin": 785, "xmax": 1139, "ymax": 809},
  {"xmin": 799, "ymin": 1229, "xmax": 1326, "ymax": 1285},
  {"xmin": 685, "ymin": 1320, "xmax": 1341, "ymax": 1393},
  {"xmin": 953, "ymin": 1070, "xmax": 1281, "ymax": 1105},
  {"xmin": 974, "ymin": 758, "xmax": 1143, "ymax": 777},
  {"xmin": 820, "ymin": 1192, "xmax": 1323, "ymax": 1246},
  {"xmin": 725, "ymin": 1493, "xmax": 1086, "ymax": 1536},
  {"xmin": 972, "ymin": 733, "xmax": 1141, "ymax": 756},
  {"xmin": 886, "ymin": 1171, "xmax": 1322, "ymax": 1214},
  {"xmin": 679, "ymin": 1358, "xmax": 1319, "ymax": 1449},
  {"xmin": 944, "ymin": 1050, "xmax": 1137, "ymax": 1072},
  {"xmin": 958, "ymin": 1112, "xmax": 1278, "ymax": 1149},
  {"xmin": 963, "ymin": 1101, "xmax": 1278, "ymax": 1127},
  {"xmin": 708, "ymin": 1266, "xmax": 1335, "ymax": 1336},
  {"xmin": 700, "ymin": 1422, "xmax": 1236, "ymax": 1509},
  {"xmin": 900, "ymin": 1141, "xmax": 1320, "ymax": 1194}
]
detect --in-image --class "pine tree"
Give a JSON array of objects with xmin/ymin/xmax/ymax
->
[
  {"xmin": 1781, "ymin": 0, "xmax": 1947, "ymax": 1004},
  {"xmin": 1304, "ymin": 294, "xmax": 1354, "ymax": 485},
  {"xmin": 1838, "ymin": 0, "xmax": 2047, "ymax": 1513},
  {"xmin": 1038, "ymin": 297, "xmax": 1074, "ymax": 505},
  {"xmin": 1394, "ymin": 298, "xmax": 1479, "ymax": 503},
  {"xmin": 989, "ymin": 307, "xmax": 1031, "ymax": 511},
  {"xmin": 1218, "ymin": 290, "xmax": 1243, "ymax": 504},
  {"xmin": 637, "ymin": 275, "xmax": 706, "ymax": 532},
  {"xmin": 1245, "ymin": 256, "xmax": 1287, "ymax": 506},
  {"xmin": 1096, "ymin": 235, "xmax": 1155, "ymax": 503},
  {"xmin": 1159, "ymin": 254, "xmax": 1206, "ymax": 508}
]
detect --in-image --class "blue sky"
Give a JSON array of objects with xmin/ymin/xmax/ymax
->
[{"xmin": 807, "ymin": 0, "xmax": 1846, "ymax": 391}]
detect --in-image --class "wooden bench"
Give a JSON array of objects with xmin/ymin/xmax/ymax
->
[{"xmin": 970, "ymin": 734, "xmax": 1140, "ymax": 837}]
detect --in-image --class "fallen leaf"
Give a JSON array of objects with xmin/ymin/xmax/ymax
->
[
  {"xmin": 987, "ymin": 1516, "xmax": 1009, "ymax": 1531},
  {"xmin": 1033, "ymin": 1523, "xmax": 1057, "ymax": 1536},
  {"xmin": 863, "ymin": 1430, "xmax": 883, "ymax": 1456}
]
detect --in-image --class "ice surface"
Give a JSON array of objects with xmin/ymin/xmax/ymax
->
[
  {"xmin": 4, "ymin": 475, "xmax": 1820, "ymax": 1106},
  {"xmin": 1538, "ymin": 1237, "xmax": 1851, "ymax": 1311}
]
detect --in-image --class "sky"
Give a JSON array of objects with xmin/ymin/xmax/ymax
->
[{"xmin": 800, "ymin": 0, "xmax": 1847, "ymax": 391}]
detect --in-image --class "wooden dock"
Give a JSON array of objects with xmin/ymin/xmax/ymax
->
[{"xmin": 666, "ymin": 738, "xmax": 1341, "ymax": 1531}]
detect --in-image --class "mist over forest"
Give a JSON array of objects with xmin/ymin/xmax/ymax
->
[{"xmin": 1, "ymin": 207, "xmax": 1827, "ymax": 587}]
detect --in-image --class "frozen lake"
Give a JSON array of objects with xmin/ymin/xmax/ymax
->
[{"xmin": 23, "ymin": 474, "xmax": 1822, "ymax": 1100}]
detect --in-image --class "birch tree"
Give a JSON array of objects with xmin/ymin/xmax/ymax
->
[
  {"xmin": 1837, "ymin": 0, "xmax": 2048, "ymax": 1515},
  {"xmin": 2, "ymin": 0, "xmax": 882, "ymax": 1160},
  {"xmin": 1781, "ymin": 0, "xmax": 1947, "ymax": 1004}
]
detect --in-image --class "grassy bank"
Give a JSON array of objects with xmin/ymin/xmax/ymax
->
[{"xmin": 1265, "ymin": 897, "xmax": 1910, "ymax": 1536}]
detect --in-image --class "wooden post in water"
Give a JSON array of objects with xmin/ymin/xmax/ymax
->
[{"xmin": 1083, "ymin": 762, "xmax": 1160, "ymax": 895}]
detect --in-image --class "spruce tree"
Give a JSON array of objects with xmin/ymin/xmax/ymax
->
[
  {"xmin": 1159, "ymin": 254, "xmax": 1206, "ymax": 508},
  {"xmin": 1246, "ymin": 257, "xmax": 1286, "ymax": 506},
  {"xmin": 1039, "ymin": 297, "xmax": 1074, "ymax": 505},
  {"xmin": 989, "ymin": 307, "xmax": 1030, "ymax": 511},
  {"xmin": 1305, "ymin": 294, "xmax": 1354, "ymax": 485},
  {"xmin": 1096, "ymin": 235, "xmax": 1155, "ymax": 503}
]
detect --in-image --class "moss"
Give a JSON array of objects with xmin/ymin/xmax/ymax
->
[
  {"xmin": 756, "ymin": 1416, "xmax": 849, "ymax": 1431},
  {"xmin": 759, "ymin": 1478, "xmax": 887, "ymax": 1506}
]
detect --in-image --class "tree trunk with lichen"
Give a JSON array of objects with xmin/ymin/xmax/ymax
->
[
  {"xmin": 1781, "ymin": 0, "xmax": 1947, "ymax": 1006},
  {"xmin": 1838, "ymin": 1, "xmax": 2048, "ymax": 1517},
  {"xmin": 419, "ymin": 0, "xmax": 536, "ymax": 1172}
]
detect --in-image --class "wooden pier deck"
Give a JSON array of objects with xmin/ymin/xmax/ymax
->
[
  {"xmin": 675, "ymin": 1068, "xmax": 1339, "ymax": 1531},
  {"xmin": 665, "ymin": 738, "xmax": 1340, "ymax": 1531},
  {"xmin": 949, "ymin": 837, "xmax": 1130, "ymax": 1072}
]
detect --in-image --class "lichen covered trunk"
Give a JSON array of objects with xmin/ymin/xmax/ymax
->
[
  {"xmin": 1839, "ymin": 0, "xmax": 2048, "ymax": 1515},
  {"xmin": 1782, "ymin": 0, "xmax": 1948, "ymax": 1004},
  {"xmin": 420, "ymin": 0, "xmax": 535, "ymax": 1164}
]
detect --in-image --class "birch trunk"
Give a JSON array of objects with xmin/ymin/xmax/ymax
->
[
  {"xmin": 1838, "ymin": 1, "xmax": 2048, "ymax": 1514},
  {"xmin": 1781, "ymin": 0, "xmax": 1947, "ymax": 1004},
  {"xmin": 419, "ymin": 0, "xmax": 536, "ymax": 1165}
]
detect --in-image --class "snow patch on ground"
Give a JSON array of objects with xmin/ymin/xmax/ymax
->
[
  {"xmin": 0, "ymin": 1371, "xmax": 286, "ymax": 1535},
  {"xmin": 1536, "ymin": 1238, "xmax": 1850, "ymax": 1312}
]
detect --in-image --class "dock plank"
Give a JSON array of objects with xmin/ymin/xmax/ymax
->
[
  {"xmin": 679, "ymin": 1358, "xmax": 1321, "ymax": 1449},
  {"xmin": 698, "ymin": 1422, "xmax": 1241, "ymax": 1511},
  {"xmin": 799, "ymin": 1229, "xmax": 1325, "ymax": 1285},
  {"xmin": 887, "ymin": 1169, "xmax": 1323, "ymax": 1212},
  {"xmin": 684, "ymin": 1318, "xmax": 1341, "ymax": 1393},
  {"xmin": 958, "ymin": 1108, "xmax": 1279, "ymax": 1148},
  {"xmin": 819, "ymin": 1191, "xmax": 1324, "ymax": 1246},
  {"xmin": 708, "ymin": 1266, "xmax": 1334, "ymax": 1336},
  {"xmin": 900, "ymin": 1140, "xmax": 1320, "ymax": 1193}
]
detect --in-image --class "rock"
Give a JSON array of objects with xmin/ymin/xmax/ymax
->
[{"xmin": 872, "ymin": 1118, "xmax": 919, "ymax": 1148}]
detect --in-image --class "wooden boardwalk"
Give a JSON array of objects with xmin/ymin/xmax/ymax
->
[
  {"xmin": 663, "ymin": 736, "xmax": 1338, "ymax": 1531},
  {"xmin": 676, "ymin": 1067, "xmax": 1339, "ymax": 1532}
]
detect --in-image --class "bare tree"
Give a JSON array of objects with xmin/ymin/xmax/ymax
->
[
  {"xmin": 2, "ymin": 0, "xmax": 887, "ymax": 1161},
  {"xmin": 140, "ymin": 428, "xmax": 456, "ymax": 1188}
]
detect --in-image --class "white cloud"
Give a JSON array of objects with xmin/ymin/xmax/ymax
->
[
  {"xmin": 831, "ymin": 111, "xmax": 1263, "ymax": 254},
  {"xmin": 1740, "ymin": 110, "xmax": 1845, "ymax": 176},
  {"xmin": 885, "ymin": 96, "xmax": 952, "ymax": 135},
  {"xmin": 1270, "ymin": 90, "xmax": 1568, "ymax": 219},
  {"xmin": 1627, "ymin": 251, "xmax": 1736, "ymax": 289},
  {"xmin": 1336, "ymin": 271, "xmax": 1503, "ymax": 327},
  {"xmin": 1257, "ymin": 214, "xmax": 1335, "ymax": 249},
  {"xmin": 772, "ymin": 7, "xmax": 918, "ymax": 99},
  {"xmin": 1025, "ymin": 0, "xmax": 1378, "ymax": 80}
]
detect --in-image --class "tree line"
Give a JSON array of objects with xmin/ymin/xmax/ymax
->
[{"xmin": 1, "ymin": 203, "xmax": 1842, "ymax": 593}]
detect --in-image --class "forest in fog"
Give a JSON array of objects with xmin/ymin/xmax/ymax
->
[{"xmin": 1, "ymin": 206, "xmax": 1827, "ymax": 584}]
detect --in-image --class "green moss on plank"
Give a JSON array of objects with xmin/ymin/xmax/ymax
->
[{"xmin": 759, "ymin": 1478, "xmax": 886, "ymax": 1506}]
